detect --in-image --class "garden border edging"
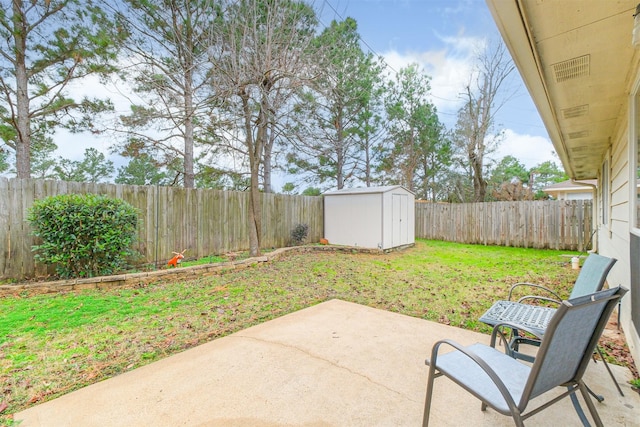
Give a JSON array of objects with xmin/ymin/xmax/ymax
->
[{"xmin": 0, "ymin": 245, "xmax": 390, "ymax": 297}]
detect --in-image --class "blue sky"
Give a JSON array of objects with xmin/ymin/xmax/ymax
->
[
  {"xmin": 53, "ymin": 0, "xmax": 557, "ymax": 184},
  {"xmin": 318, "ymin": 0, "xmax": 557, "ymax": 169}
]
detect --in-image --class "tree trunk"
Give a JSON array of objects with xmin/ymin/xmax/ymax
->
[
  {"xmin": 336, "ymin": 151, "xmax": 344, "ymax": 190},
  {"xmin": 262, "ymin": 154, "xmax": 272, "ymax": 193},
  {"xmin": 183, "ymin": 87, "xmax": 195, "ymax": 188},
  {"xmin": 336, "ymin": 110, "xmax": 344, "ymax": 190},
  {"xmin": 242, "ymin": 91, "xmax": 262, "ymax": 257},
  {"xmin": 182, "ymin": 17, "xmax": 195, "ymax": 189},
  {"xmin": 13, "ymin": 0, "xmax": 31, "ymax": 178},
  {"xmin": 248, "ymin": 160, "xmax": 262, "ymax": 257},
  {"xmin": 363, "ymin": 116, "xmax": 372, "ymax": 187},
  {"xmin": 262, "ymin": 121, "xmax": 276, "ymax": 193},
  {"xmin": 472, "ymin": 155, "xmax": 486, "ymax": 202},
  {"xmin": 364, "ymin": 152, "xmax": 371, "ymax": 186},
  {"xmin": 404, "ymin": 134, "xmax": 416, "ymax": 192}
]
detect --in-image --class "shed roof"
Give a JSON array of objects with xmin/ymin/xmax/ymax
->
[{"xmin": 323, "ymin": 185, "xmax": 413, "ymax": 196}]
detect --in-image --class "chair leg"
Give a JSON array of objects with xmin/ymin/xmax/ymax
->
[
  {"xmin": 511, "ymin": 411, "xmax": 525, "ymax": 427},
  {"xmin": 585, "ymin": 384, "xmax": 604, "ymax": 402},
  {"xmin": 595, "ymin": 346, "xmax": 624, "ymax": 397},
  {"xmin": 422, "ymin": 364, "xmax": 437, "ymax": 427},
  {"xmin": 569, "ymin": 387, "xmax": 592, "ymax": 427},
  {"xmin": 578, "ymin": 381, "xmax": 604, "ymax": 427},
  {"xmin": 508, "ymin": 336, "xmax": 540, "ymax": 363}
]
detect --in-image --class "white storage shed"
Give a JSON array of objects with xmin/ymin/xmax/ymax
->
[{"xmin": 323, "ymin": 186, "xmax": 415, "ymax": 250}]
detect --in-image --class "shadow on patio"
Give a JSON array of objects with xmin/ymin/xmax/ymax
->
[{"xmin": 15, "ymin": 299, "xmax": 638, "ymax": 426}]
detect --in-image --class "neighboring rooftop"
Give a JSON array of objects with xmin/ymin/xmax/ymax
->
[{"xmin": 543, "ymin": 179, "xmax": 597, "ymax": 200}]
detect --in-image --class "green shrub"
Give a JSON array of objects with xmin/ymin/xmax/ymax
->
[
  {"xmin": 28, "ymin": 193, "xmax": 139, "ymax": 278},
  {"xmin": 290, "ymin": 223, "xmax": 309, "ymax": 246}
]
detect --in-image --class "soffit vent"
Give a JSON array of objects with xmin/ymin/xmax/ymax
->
[
  {"xmin": 552, "ymin": 55, "xmax": 590, "ymax": 83},
  {"xmin": 562, "ymin": 104, "xmax": 589, "ymax": 119},
  {"xmin": 568, "ymin": 130, "xmax": 590, "ymax": 139},
  {"xmin": 570, "ymin": 146, "xmax": 591, "ymax": 154}
]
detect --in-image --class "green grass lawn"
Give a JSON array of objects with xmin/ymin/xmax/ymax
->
[{"xmin": 0, "ymin": 239, "xmax": 605, "ymax": 421}]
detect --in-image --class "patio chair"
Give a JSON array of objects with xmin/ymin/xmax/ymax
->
[
  {"xmin": 478, "ymin": 254, "xmax": 621, "ymax": 398},
  {"xmin": 422, "ymin": 286, "xmax": 628, "ymax": 427},
  {"xmin": 497, "ymin": 253, "xmax": 615, "ymax": 311}
]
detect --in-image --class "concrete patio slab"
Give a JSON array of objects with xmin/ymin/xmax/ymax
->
[{"xmin": 15, "ymin": 299, "xmax": 638, "ymax": 426}]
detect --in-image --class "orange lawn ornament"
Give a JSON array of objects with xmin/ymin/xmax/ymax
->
[{"xmin": 167, "ymin": 249, "xmax": 186, "ymax": 268}]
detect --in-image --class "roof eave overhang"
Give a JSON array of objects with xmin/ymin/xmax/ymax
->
[{"xmin": 485, "ymin": 0, "xmax": 575, "ymax": 178}]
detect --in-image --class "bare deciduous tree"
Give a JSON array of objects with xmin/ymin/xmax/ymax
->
[
  {"xmin": 453, "ymin": 40, "xmax": 515, "ymax": 202},
  {"xmin": 210, "ymin": 0, "xmax": 317, "ymax": 256}
]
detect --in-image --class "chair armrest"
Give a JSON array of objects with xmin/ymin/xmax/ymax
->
[
  {"xmin": 427, "ymin": 339, "xmax": 519, "ymax": 414},
  {"xmin": 489, "ymin": 321, "xmax": 545, "ymax": 347},
  {"xmin": 516, "ymin": 295, "xmax": 562, "ymax": 305},
  {"xmin": 508, "ymin": 282, "xmax": 563, "ymax": 302},
  {"xmin": 488, "ymin": 323, "xmax": 513, "ymax": 355}
]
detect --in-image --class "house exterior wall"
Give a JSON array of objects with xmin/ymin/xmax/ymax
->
[
  {"xmin": 484, "ymin": 0, "xmax": 640, "ymax": 377},
  {"xmin": 564, "ymin": 191, "xmax": 593, "ymax": 200},
  {"xmin": 597, "ymin": 85, "xmax": 639, "ymax": 365}
]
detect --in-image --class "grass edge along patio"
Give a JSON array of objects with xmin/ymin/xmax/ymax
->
[{"xmin": 0, "ymin": 239, "xmax": 636, "ymax": 424}]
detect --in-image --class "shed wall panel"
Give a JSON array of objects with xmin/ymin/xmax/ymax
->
[
  {"xmin": 324, "ymin": 193, "xmax": 383, "ymax": 248},
  {"xmin": 325, "ymin": 186, "xmax": 415, "ymax": 250}
]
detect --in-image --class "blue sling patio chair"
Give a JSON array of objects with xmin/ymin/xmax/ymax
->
[
  {"xmin": 478, "ymin": 253, "xmax": 621, "ymax": 399},
  {"xmin": 422, "ymin": 286, "xmax": 628, "ymax": 427}
]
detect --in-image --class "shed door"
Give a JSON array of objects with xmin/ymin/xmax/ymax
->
[{"xmin": 392, "ymin": 194, "xmax": 408, "ymax": 247}]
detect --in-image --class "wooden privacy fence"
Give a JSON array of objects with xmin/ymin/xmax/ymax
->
[
  {"xmin": 415, "ymin": 199, "xmax": 593, "ymax": 251},
  {"xmin": 0, "ymin": 178, "xmax": 323, "ymax": 280},
  {"xmin": 1, "ymin": 177, "xmax": 595, "ymax": 281}
]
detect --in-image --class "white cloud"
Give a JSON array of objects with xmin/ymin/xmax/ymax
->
[
  {"xmin": 495, "ymin": 129, "xmax": 558, "ymax": 169},
  {"xmin": 380, "ymin": 32, "xmax": 484, "ymax": 120},
  {"xmin": 51, "ymin": 73, "xmax": 137, "ymax": 163},
  {"xmin": 379, "ymin": 33, "xmax": 560, "ymax": 172},
  {"xmin": 30, "ymin": 28, "xmax": 557, "ymax": 185}
]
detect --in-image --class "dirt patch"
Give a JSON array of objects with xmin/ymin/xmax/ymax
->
[
  {"xmin": 601, "ymin": 312, "xmax": 638, "ymax": 378},
  {"xmin": 0, "ymin": 245, "xmax": 389, "ymax": 298}
]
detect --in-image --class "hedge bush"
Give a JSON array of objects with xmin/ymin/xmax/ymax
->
[{"xmin": 27, "ymin": 193, "xmax": 139, "ymax": 278}]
